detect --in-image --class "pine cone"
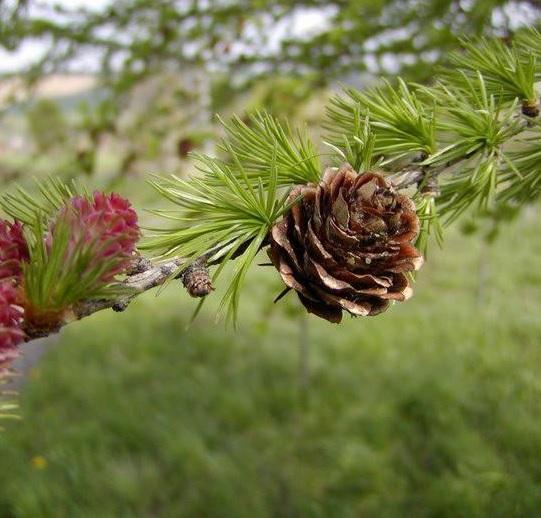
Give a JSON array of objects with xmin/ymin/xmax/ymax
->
[{"xmin": 268, "ymin": 164, "xmax": 423, "ymax": 323}]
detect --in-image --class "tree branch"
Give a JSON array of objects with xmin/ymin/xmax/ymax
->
[
  {"xmin": 20, "ymin": 235, "xmax": 261, "ymax": 342},
  {"xmin": 23, "ymin": 256, "xmax": 190, "ymax": 341},
  {"xmin": 390, "ymin": 115, "xmax": 534, "ymax": 190}
]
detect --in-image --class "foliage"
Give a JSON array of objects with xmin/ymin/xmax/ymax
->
[
  {"xmin": 218, "ymin": 112, "xmax": 321, "ymax": 186},
  {"xmin": 326, "ymin": 79, "xmax": 436, "ymax": 164},
  {"xmin": 0, "ymin": 177, "xmax": 77, "ymax": 229},
  {"xmin": 447, "ymin": 38, "xmax": 537, "ymax": 103},
  {"xmin": 497, "ymin": 128, "xmax": 541, "ymax": 203},
  {"xmin": 2, "ymin": 1, "xmax": 540, "ymax": 180},
  {"xmin": 3, "ymin": 1, "xmax": 538, "ymax": 85},
  {"xmin": 25, "ymin": 99, "xmax": 68, "ymax": 153},
  {"xmin": 143, "ymin": 151, "xmax": 293, "ymax": 323}
]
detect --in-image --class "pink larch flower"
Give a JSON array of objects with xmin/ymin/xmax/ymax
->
[
  {"xmin": 0, "ymin": 220, "xmax": 29, "ymax": 281},
  {"xmin": 59, "ymin": 191, "xmax": 140, "ymax": 282},
  {"xmin": 0, "ymin": 281, "xmax": 24, "ymax": 365}
]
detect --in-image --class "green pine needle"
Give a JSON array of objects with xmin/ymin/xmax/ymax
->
[
  {"xmin": 326, "ymin": 78, "xmax": 436, "ymax": 165},
  {"xmin": 517, "ymin": 28, "xmax": 541, "ymax": 80},
  {"xmin": 498, "ymin": 131, "xmax": 541, "ymax": 204},
  {"xmin": 142, "ymin": 151, "xmax": 294, "ymax": 324},
  {"xmin": 0, "ymin": 177, "xmax": 83, "ymax": 231},
  {"xmin": 421, "ymin": 73, "xmax": 522, "ymax": 167},
  {"xmin": 23, "ymin": 215, "xmax": 131, "ymax": 313},
  {"xmin": 323, "ymin": 109, "xmax": 379, "ymax": 172},
  {"xmin": 414, "ymin": 195, "xmax": 444, "ymax": 257},
  {"xmin": 438, "ymin": 156, "xmax": 500, "ymax": 224},
  {"xmin": 217, "ymin": 111, "xmax": 321, "ymax": 186},
  {"xmin": 446, "ymin": 37, "xmax": 537, "ymax": 104}
]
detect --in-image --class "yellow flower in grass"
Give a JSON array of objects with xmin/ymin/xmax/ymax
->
[{"xmin": 31, "ymin": 455, "xmax": 47, "ymax": 470}]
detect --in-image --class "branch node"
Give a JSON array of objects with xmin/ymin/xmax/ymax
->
[
  {"xmin": 420, "ymin": 174, "xmax": 440, "ymax": 198},
  {"xmin": 522, "ymin": 99, "xmax": 539, "ymax": 118},
  {"xmin": 126, "ymin": 255, "xmax": 152, "ymax": 276}
]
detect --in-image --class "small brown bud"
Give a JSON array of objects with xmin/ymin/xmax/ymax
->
[
  {"xmin": 177, "ymin": 137, "xmax": 195, "ymax": 158},
  {"xmin": 182, "ymin": 263, "xmax": 214, "ymax": 298},
  {"xmin": 522, "ymin": 99, "xmax": 539, "ymax": 118}
]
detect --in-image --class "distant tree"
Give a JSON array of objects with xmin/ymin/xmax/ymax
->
[
  {"xmin": 2, "ymin": 0, "xmax": 541, "ymax": 85},
  {"xmin": 2, "ymin": 0, "xmax": 540, "ymax": 178},
  {"xmin": 26, "ymin": 98, "xmax": 67, "ymax": 152}
]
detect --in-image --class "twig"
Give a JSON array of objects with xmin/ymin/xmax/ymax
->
[
  {"xmin": 390, "ymin": 114, "xmax": 533, "ymax": 190},
  {"xmin": 390, "ymin": 152, "xmax": 475, "ymax": 190},
  {"xmin": 23, "ymin": 256, "xmax": 186, "ymax": 341},
  {"xmin": 21, "ymin": 237, "xmax": 261, "ymax": 342}
]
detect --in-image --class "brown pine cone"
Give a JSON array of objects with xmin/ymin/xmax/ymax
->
[{"xmin": 268, "ymin": 164, "xmax": 423, "ymax": 323}]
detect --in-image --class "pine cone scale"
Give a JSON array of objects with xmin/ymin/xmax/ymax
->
[
  {"xmin": 270, "ymin": 219, "xmax": 303, "ymax": 272},
  {"xmin": 310, "ymin": 285, "xmax": 373, "ymax": 317},
  {"xmin": 303, "ymin": 256, "xmax": 354, "ymax": 292},
  {"xmin": 297, "ymin": 293, "xmax": 342, "ymax": 324}
]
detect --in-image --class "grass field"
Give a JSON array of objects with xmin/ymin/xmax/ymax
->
[{"xmin": 0, "ymin": 204, "xmax": 540, "ymax": 517}]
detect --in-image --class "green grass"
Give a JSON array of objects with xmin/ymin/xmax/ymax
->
[{"xmin": 0, "ymin": 206, "xmax": 540, "ymax": 517}]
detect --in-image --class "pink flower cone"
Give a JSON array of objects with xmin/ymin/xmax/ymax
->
[
  {"xmin": 59, "ymin": 191, "xmax": 140, "ymax": 282},
  {"xmin": 0, "ymin": 220, "xmax": 29, "ymax": 281},
  {"xmin": 0, "ymin": 281, "xmax": 24, "ymax": 365}
]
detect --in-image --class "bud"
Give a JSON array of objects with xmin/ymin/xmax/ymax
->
[{"xmin": 182, "ymin": 263, "xmax": 214, "ymax": 298}]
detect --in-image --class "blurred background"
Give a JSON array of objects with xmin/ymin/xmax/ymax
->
[{"xmin": 1, "ymin": 1, "xmax": 541, "ymax": 516}]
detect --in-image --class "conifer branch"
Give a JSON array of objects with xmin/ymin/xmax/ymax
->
[
  {"xmin": 21, "ymin": 255, "xmax": 212, "ymax": 340},
  {"xmin": 390, "ymin": 111, "xmax": 533, "ymax": 190}
]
